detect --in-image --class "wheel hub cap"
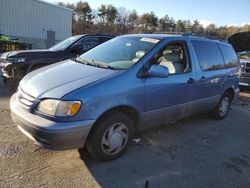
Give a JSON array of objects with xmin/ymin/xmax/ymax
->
[
  {"xmin": 219, "ymin": 97, "xmax": 229, "ymax": 116},
  {"xmin": 110, "ymin": 133, "xmax": 123, "ymax": 149},
  {"xmin": 101, "ymin": 123, "xmax": 128, "ymax": 155}
]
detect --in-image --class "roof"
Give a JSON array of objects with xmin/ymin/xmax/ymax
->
[
  {"xmin": 120, "ymin": 34, "xmax": 182, "ymax": 40},
  {"xmin": 36, "ymin": 0, "xmax": 73, "ymax": 12},
  {"xmin": 84, "ymin": 33, "xmax": 116, "ymax": 37},
  {"xmin": 120, "ymin": 33, "xmax": 229, "ymax": 44}
]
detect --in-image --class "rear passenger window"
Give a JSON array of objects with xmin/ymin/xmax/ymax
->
[
  {"xmin": 192, "ymin": 40, "xmax": 224, "ymax": 71},
  {"xmin": 219, "ymin": 44, "xmax": 239, "ymax": 68}
]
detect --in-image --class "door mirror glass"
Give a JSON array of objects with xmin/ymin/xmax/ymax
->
[
  {"xmin": 147, "ymin": 64, "xmax": 169, "ymax": 78},
  {"xmin": 81, "ymin": 38, "xmax": 100, "ymax": 52}
]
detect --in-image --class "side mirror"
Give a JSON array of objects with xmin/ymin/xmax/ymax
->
[
  {"xmin": 147, "ymin": 64, "xmax": 169, "ymax": 78},
  {"xmin": 70, "ymin": 44, "xmax": 83, "ymax": 54}
]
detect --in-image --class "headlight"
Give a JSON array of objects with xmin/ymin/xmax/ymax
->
[
  {"xmin": 37, "ymin": 99, "xmax": 81, "ymax": 117},
  {"xmin": 7, "ymin": 57, "xmax": 25, "ymax": 63}
]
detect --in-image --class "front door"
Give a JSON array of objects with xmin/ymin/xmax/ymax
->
[{"xmin": 143, "ymin": 40, "xmax": 199, "ymax": 127}]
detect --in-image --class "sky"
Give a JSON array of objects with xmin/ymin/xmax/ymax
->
[{"xmin": 44, "ymin": 0, "xmax": 250, "ymax": 27}]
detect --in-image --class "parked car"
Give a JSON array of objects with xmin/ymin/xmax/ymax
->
[
  {"xmin": 0, "ymin": 34, "xmax": 114, "ymax": 85},
  {"xmin": 10, "ymin": 34, "xmax": 240, "ymax": 161},
  {"xmin": 228, "ymin": 32, "xmax": 250, "ymax": 89},
  {"xmin": 237, "ymin": 51, "xmax": 250, "ymax": 88}
]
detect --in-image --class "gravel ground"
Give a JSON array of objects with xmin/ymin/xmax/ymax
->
[{"xmin": 1, "ymin": 77, "xmax": 250, "ymax": 188}]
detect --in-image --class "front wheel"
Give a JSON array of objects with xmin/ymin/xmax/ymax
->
[
  {"xmin": 86, "ymin": 111, "xmax": 134, "ymax": 161},
  {"xmin": 211, "ymin": 92, "xmax": 231, "ymax": 119}
]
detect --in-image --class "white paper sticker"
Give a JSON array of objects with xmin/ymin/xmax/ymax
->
[{"xmin": 140, "ymin": 38, "xmax": 160, "ymax": 43}]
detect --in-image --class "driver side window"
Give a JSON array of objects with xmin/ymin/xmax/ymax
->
[
  {"xmin": 150, "ymin": 42, "xmax": 191, "ymax": 75},
  {"xmin": 81, "ymin": 38, "xmax": 100, "ymax": 52}
]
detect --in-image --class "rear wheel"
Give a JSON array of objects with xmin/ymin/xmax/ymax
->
[
  {"xmin": 86, "ymin": 111, "xmax": 134, "ymax": 161},
  {"xmin": 211, "ymin": 92, "xmax": 231, "ymax": 119}
]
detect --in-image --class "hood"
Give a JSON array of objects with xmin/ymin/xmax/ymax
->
[
  {"xmin": 228, "ymin": 32, "xmax": 250, "ymax": 52},
  {"xmin": 19, "ymin": 59, "xmax": 119, "ymax": 99},
  {"xmin": 2, "ymin": 49, "xmax": 57, "ymax": 59}
]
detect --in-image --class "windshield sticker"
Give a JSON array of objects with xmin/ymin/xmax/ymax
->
[{"xmin": 140, "ymin": 38, "xmax": 159, "ymax": 44}]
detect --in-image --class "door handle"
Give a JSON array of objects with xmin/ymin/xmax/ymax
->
[{"xmin": 187, "ymin": 77, "xmax": 196, "ymax": 84}]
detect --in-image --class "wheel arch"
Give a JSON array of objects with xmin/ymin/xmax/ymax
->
[
  {"xmin": 87, "ymin": 105, "xmax": 141, "ymax": 139},
  {"xmin": 224, "ymin": 87, "xmax": 235, "ymax": 101}
]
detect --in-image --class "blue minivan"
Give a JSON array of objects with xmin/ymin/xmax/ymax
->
[{"xmin": 10, "ymin": 34, "xmax": 240, "ymax": 161}]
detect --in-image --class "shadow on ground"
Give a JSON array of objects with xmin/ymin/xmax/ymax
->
[
  {"xmin": 1, "ymin": 70, "xmax": 250, "ymax": 188},
  {"xmin": 77, "ymin": 101, "xmax": 250, "ymax": 188}
]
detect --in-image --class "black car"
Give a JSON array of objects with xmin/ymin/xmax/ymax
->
[{"xmin": 0, "ymin": 34, "xmax": 115, "ymax": 85}]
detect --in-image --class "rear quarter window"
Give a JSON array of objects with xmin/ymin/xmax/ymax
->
[
  {"xmin": 191, "ymin": 40, "xmax": 224, "ymax": 71},
  {"xmin": 218, "ymin": 44, "xmax": 239, "ymax": 68}
]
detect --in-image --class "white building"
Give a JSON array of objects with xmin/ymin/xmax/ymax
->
[{"xmin": 0, "ymin": 0, "xmax": 73, "ymax": 49}]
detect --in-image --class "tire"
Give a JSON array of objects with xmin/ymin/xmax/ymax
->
[
  {"xmin": 239, "ymin": 86, "xmax": 244, "ymax": 92},
  {"xmin": 86, "ymin": 111, "xmax": 134, "ymax": 161},
  {"xmin": 211, "ymin": 92, "xmax": 231, "ymax": 120}
]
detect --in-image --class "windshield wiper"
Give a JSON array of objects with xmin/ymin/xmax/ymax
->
[
  {"xmin": 74, "ymin": 57, "xmax": 117, "ymax": 70},
  {"xmin": 74, "ymin": 57, "xmax": 94, "ymax": 66}
]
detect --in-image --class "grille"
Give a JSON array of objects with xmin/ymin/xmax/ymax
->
[
  {"xmin": 242, "ymin": 62, "xmax": 250, "ymax": 78},
  {"xmin": 245, "ymin": 69, "xmax": 250, "ymax": 73},
  {"xmin": 241, "ymin": 75, "xmax": 250, "ymax": 83},
  {"xmin": 17, "ymin": 88, "xmax": 35, "ymax": 108}
]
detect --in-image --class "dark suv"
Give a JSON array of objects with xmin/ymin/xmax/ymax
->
[{"xmin": 0, "ymin": 34, "xmax": 114, "ymax": 85}]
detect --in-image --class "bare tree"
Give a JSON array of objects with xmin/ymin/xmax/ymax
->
[
  {"xmin": 57, "ymin": 1, "xmax": 250, "ymax": 37},
  {"xmin": 159, "ymin": 15, "xmax": 175, "ymax": 32},
  {"xmin": 75, "ymin": 1, "xmax": 94, "ymax": 23},
  {"xmin": 116, "ymin": 7, "xmax": 130, "ymax": 34},
  {"xmin": 139, "ymin": 12, "xmax": 158, "ymax": 33}
]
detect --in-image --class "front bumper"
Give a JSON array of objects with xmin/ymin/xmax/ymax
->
[
  {"xmin": 0, "ymin": 61, "xmax": 13, "ymax": 79},
  {"xmin": 10, "ymin": 93, "xmax": 95, "ymax": 150}
]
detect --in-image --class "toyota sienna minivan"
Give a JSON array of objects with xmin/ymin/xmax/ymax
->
[{"xmin": 10, "ymin": 34, "xmax": 240, "ymax": 161}]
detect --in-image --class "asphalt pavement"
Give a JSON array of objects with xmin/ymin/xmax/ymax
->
[{"xmin": 1, "ymin": 74, "xmax": 250, "ymax": 188}]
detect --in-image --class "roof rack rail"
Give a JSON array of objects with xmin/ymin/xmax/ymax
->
[
  {"xmin": 153, "ymin": 32, "xmax": 184, "ymax": 35},
  {"xmin": 182, "ymin": 32, "xmax": 228, "ymax": 43}
]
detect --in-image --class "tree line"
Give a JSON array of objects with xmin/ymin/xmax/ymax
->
[{"xmin": 59, "ymin": 1, "xmax": 250, "ymax": 38}]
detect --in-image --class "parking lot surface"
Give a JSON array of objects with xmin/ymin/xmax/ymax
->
[{"xmin": 1, "ymin": 76, "xmax": 250, "ymax": 188}]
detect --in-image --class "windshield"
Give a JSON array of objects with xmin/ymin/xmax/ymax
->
[
  {"xmin": 238, "ymin": 51, "xmax": 250, "ymax": 60},
  {"xmin": 78, "ymin": 36, "xmax": 160, "ymax": 69},
  {"xmin": 49, "ymin": 35, "xmax": 82, "ymax": 51}
]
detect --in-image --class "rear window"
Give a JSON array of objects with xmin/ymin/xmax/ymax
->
[
  {"xmin": 192, "ymin": 40, "xmax": 224, "ymax": 71},
  {"xmin": 219, "ymin": 44, "xmax": 239, "ymax": 68}
]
